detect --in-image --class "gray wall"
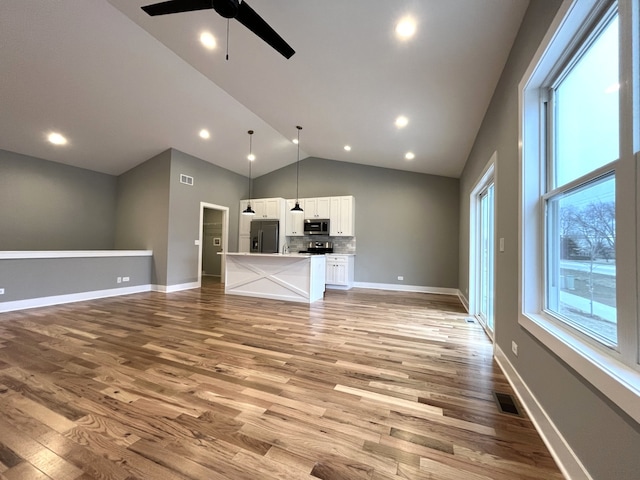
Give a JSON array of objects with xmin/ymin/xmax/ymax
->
[
  {"xmin": 2, "ymin": 146, "xmax": 247, "ymax": 289},
  {"xmin": 114, "ymin": 150, "xmax": 171, "ymax": 285},
  {"xmin": 458, "ymin": 1, "xmax": 640, "ymax": 478},
  {"xmin": 254, "ymin": 157, "xmax": 459, "ymax": 289},
  {"xmin": 166, "ymin": 149, "xmax": 246, "ymax": 286},
  {"xmin": 0, "ymin": 255, "xmax": 151, "ymax": 304},
  {"xmin": 0, "ymin": 149, "xmax": 117, "ymax": 250}
]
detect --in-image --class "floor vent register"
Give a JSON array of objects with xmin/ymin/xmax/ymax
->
[{"xmin": 493, "ymin": 392, "xmax": 522, "ymax": 416}]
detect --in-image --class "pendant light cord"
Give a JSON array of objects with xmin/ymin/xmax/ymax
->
[
  {"xmin": 248, "ymin": 130, "xmax": 253, "ymax": 202},
  {"xmin": 295, "ymin": 126, "xmax": 302, "ymax": 201},
  {"xmin": 226, "ymin": 19, "xmax": 230, "ymax": 61}
]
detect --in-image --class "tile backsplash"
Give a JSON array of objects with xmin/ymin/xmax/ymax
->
[{"xmin": 286, "ymin": 235, "xmax": 356, "ymax": 254}]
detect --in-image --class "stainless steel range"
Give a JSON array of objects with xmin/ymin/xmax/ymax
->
[{"xmin": 299, "ymin": 241, "xmax": 333, "ymax": 254}]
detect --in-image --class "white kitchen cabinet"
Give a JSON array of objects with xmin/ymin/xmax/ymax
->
[
  {"xmin": 329, "ymin": 196, "xmax": 355, "ymax": 236},
  {"xmin": 304, "ymin": 197, "xmax": 331, "ymax": 219},
  {"xmin": 285, "ymin": 199, "xmax": 305, "ymax": 236},
  {"xmin": 325, "ymin": 254, "xmax": 354, "ymax": 289},
  {"xmin": 252, "ymin": 198, "xmax": 281, "ymax": 219}
]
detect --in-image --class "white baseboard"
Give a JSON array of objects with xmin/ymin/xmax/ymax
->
[
  {"xmin": 0, "ymin": 285, "xmax": 152, "ymax": 313},
  {"xmin": 494, "ymin": 345, "xmax": 592, "ymax": 480},
  {"xmin": 458, "ymin": 291, "xmax": 469, "ymax": 312},
  {"xmin": 152, "ymin": 282, "xmax": 200, "ymax": 293},
  {"xmin": 353, "ymin": 282, "xmax": 459, "ymax": 296}
]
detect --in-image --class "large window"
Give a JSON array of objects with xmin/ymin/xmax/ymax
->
[
  {"xmin": 545, "ymin": 9, "xmax": 619, "ymax": 347},
  {"xmin": 520, "ymin": 0, "xmax": 639, "ymax": 424}
]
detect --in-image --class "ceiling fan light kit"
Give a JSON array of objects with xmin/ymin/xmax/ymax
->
[{"xmin": 141, "ymin": 0, "xmax": 295, "ymax": 59}]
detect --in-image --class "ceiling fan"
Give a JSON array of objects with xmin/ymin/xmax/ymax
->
[{"xmin": 141, "ymin": 0, "xmax": 295, "ymax": 59}]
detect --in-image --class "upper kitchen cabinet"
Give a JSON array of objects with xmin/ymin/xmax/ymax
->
[
  {"xmin": 239, "ymin": 198, "xmax": 286, "ymax": 238},
  {"xmin": 330, "ymin": 196, "xmax": 355, "ymax": 236},
  {"xmin": 252, "ymin": 198, "xmax": 282, "ymax": 219},
  {"xmin": 304, "ymin": 197, "xmax": 331, "ymax": 219},
  {"xmin": 285, "ymin": 199, "xmax": 305, "ymax": 236}
]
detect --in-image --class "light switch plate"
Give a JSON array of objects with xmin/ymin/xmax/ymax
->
[
  {"xmin": 499, "ymin": 237, "xmax": 505, "ymax": 252},
  {"xmin": 0, "ymin": 288, "xmax": 5, "ymax": 295}
]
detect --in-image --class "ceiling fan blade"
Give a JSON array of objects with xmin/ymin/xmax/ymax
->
[
  {"xmin": 235, "ymin": 1, "xmax": 295, "ymax": 59},
  {"xmin": 141, "ymin": 0, "xmax": 214, "ymax": 16}
]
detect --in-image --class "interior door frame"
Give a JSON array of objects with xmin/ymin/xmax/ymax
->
[
  {"xmin": 197, "ymin": 202, "xmax": 229, "ymax": 287},
  {"xmin": 469, "ymin": 152, "xmax": 497, "ymax": 341}
]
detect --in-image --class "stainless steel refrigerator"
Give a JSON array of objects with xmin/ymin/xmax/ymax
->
[{"xmin": 250, "ymin": 220, "xmax": 279, "ymax": 253}]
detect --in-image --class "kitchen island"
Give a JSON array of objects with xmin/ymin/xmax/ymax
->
[{"xmin": 222, "ymin": 253, "xmax": 326, "ymax": 303}]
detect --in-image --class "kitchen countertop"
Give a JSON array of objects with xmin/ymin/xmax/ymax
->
[{"xmin": 221, "ymin": 252, "xmax": 312, "ymax": 257}]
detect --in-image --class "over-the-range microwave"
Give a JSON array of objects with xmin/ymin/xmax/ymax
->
[{"xmin": 304, "ymin": 219, "xmax": 330, "ymax": 235}]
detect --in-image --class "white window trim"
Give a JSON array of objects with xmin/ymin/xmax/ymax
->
[{"xmin": 519, "ymin": 0, "xmax": 640, "ymax": 424}]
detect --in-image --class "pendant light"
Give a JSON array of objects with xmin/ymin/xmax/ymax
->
[
  {"xmin": 242, "ymin": 130, "xmax": 256, "ymax": 216},
  {"xmin": 291, "ymin": 125, "xmax": 304, "ymax": 213}
]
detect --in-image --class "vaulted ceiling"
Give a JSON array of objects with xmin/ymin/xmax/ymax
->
[{"xmin": 0, "ymin": 1, "xmax": 528, "ymax": 178}]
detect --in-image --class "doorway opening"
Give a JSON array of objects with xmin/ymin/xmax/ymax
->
[
  {"xmin": 469, "ymin": 153, "xmax": 496, "ymax": 340},
  {"xmin": 197, "ymin": 202, "xmax": 229, "ymax": 288}
]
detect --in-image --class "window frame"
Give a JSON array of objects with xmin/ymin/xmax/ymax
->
[
  {"xmin": 519, "ymin": 0, "xmax": 640, "ymax": 424},
  {"xmin": 542, "ymin": 166, "xmax": 618, "ymax": 350}
]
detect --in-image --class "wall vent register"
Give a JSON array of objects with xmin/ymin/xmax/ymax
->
[{"xmin": 180, "ymin": 174, "xmax": 194, "ymax": 186}]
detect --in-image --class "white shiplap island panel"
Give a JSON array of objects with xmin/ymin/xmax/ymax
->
[{"xmin": 223, "ymin": 253, "xmax": 326, "ymax": 303}]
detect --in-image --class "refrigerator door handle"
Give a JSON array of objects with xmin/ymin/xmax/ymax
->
[{"xmin": 258, "ymin": 231, "xmax": 263, "ymax": 253}]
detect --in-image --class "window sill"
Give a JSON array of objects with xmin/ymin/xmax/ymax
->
[{"xmin": 519, "ymin": 312, "xmax": 640, "ymax": 424}]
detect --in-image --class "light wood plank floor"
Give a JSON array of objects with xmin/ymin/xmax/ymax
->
[{"xmin": 0, "ymin": 279, "xmax": 563, "ymax": 479}]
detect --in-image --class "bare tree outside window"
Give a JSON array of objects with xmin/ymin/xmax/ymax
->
[{"xmin": 549, "ymin": 176, "xmax": 617, "ymax": 344}]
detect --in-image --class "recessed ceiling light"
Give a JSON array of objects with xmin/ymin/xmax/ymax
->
[
  {"xmin": 199, "ymin": 129, "xmax": 210, "ymax": 139},
  {"xmin": 395, "ymin": 115, "xmax": 409, "ymax": 128},
  {"xmin": 396, "ymin": 18, "xmax": 416, "ymax": 39},
  {"xmin": 292, "ymin": 138, "xmax": 299, "ymax": 144},
  {"xmin": 247, "ymin": 153, "xmax": 256, "ymax": 161},
  {"xmin": 344, "ymin": 145, "xmax": 351, "ymax": 151},
  {"xmin": 405, "ymin": 152, "xmax": 415, "ymax": 160},
  {"xmin": 47, "ymin": 132, "xmax": 67, "ymax": 145},
  {"xmin": 200, "ymin": 32, "xmax": 216, "ymax": 50}
]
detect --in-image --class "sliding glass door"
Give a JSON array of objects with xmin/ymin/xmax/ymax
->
[{"xmin": 477, "ymin": 182, "xmax": 495, "ymax": 334}]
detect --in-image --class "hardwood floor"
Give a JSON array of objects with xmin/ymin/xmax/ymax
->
[{"xmin": 0, "ymin": 280, "xmax": 563, "ymax": 479}]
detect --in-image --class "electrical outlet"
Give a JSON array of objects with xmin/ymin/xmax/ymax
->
[
  {"xmin": 397, "ymin": 276, "xmax": 404, "ymax": 281},
  {"xmin": 512, "ymin": 341, "xmax": 518, "ymax": 357},
  {"xmin": 0, "ymin": 288, "xmax": 5, "ymax": 295},
  {"xmin": 117, "ymin": 277, "xmax": 122, "ymax": 284},
  {"xmin": 123, "ymin": 276, "xmax": 130, "ymax": 282}
]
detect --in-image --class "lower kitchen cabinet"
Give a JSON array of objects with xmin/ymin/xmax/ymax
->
[{"xmin": 325, "ymin": 254, "xmax": 354, "ymax": 289}]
